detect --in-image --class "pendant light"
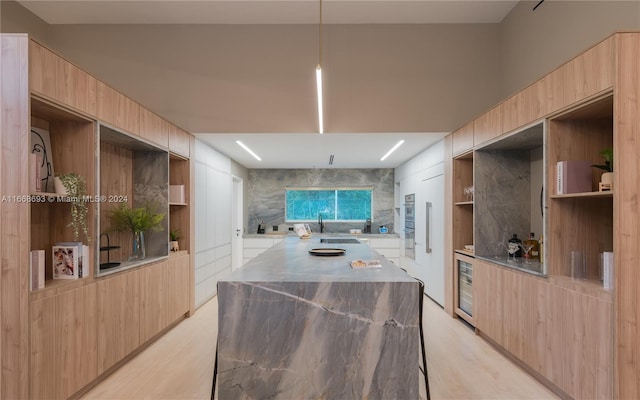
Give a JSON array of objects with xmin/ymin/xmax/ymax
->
[{"xmin": 316, "ymin": 0, "xmax": 324, "ymax": 134}]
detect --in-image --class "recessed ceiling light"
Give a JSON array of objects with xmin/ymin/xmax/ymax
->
[
  {"xmin": 380, "ymin": 140, "xmax": 405, "ymax": 161},
  {"xmin": 236, "ymin": 140, "xmax": 262, "ymax": 161}
]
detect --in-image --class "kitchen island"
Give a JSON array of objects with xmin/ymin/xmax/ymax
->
[{"xmin": 216, "ymin": 236, "xmax": 420, "ymax": 399}]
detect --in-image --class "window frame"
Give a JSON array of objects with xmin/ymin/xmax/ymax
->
[{"xmin": 284, "ymin": 186, "xmax": 373, "ymax": 223}]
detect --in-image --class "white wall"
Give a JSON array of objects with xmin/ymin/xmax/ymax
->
[
  {"xmin": 194, "ymin": 140, "xmax": 233, "ymax": 307},
  {"xmin": 500, "ymin": 0, "xmax": 640, "ymax": 97}
]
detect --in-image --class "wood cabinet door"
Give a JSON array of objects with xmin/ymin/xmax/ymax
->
[
  {"xmin": 96, "ymin": 270, "xmax": 141, "ymax": 374},
  {"xmin": 140, "ymin": 261, "xmax": 168, "ymax": 343},
  {"xmin": 96, "ymin": 81, "xmax": 140, "ymax": 135},
  {"xmin": 29, "ymin": 40, "xmax": 97, "ymax": 116},
  {"xmin": 169, "ymin": 126, "xmax": 191, "ymax": 158},
  {"xmin": 167, "ymin": 254, "xmax": 190, "ymax": 323},
  {"xmin": 562, "ymin": 291, "xmax": 613, "ymax": 400},
  {"xmin": 30, "ymin": 284, "xmax": 98, "ymax": 400},
  {"xmin": 451, "ymin": 122, "xmax": 474, "ymax": 156},
  {"xmin": 473, "ymin": 104, "xmax": 502, "ymax": 147},
  {"xmin": 472, "ymin": 260, "xmax": 503, "ymax": 344},
  {"xmin": 139, "ymin": 107, "xmax": 169, "ymax": 149}
]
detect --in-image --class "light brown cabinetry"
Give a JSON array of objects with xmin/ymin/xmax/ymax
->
[
  {"xmin": 547, "ymin": 94, "xmax": 613, "ymax": 280},
  {"xmin": 139, "ymin": 107, "xmax": 170, "ymax": 149},
  {"xmin": 451, "ymin": 121, "xmax": 474, "ymax": 156},
  {"xmin": 472, "ymin": 259, "xmax": 502, "ymax": 344},
  {"xmin": 140, "ymin": 257, "xmax": 190, "ymax": 343},
  {"xmin": 474, "ymin": 261, "xmax": 613, "ymax": 399},
  {"xmin": 169, "ymin": 126, "xmax": 191, "ymax": 158},
  {"xmin": 96, "ymin": 270, "xmax": 141, "ymax": 374},
  {"xmin": 613, "ymin": 33, "xmax": 640, "ymax": 400},
  {"xmin": 30, "ymin": 284, "xmax": 98, "ymax": 400},
  {"xmin": 140, "ymin": 260, "xmax": 168, "ymax": 343},
  {"xmin": 167, "ymin": 254, "xmax": 191, "ymax": 322},
  {"xmin": 1, "ymin": 35, "xmax": 195, "ymax": 399},
  {"xmin": 96, "ymin": 81, "xmax": 140, "ymax": 135},
  {"xmin": 449, "ymin": 32, "xmax": 633, "ymax": 399},
  {"xmin": 29, "ymin": 40, "xmax": 97, "ymax": 116},
  {"xmin": 473, "ymin": 104, "xmax": 502, "ymax": 147},
  {"xmin": 452, "ymin": 152, "xmax": 473, "ymax": 253}
]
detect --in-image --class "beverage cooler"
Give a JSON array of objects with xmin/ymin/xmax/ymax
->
[{"xmin": 454, "ymin": 252, "xmax": 474, "ymax": 325}]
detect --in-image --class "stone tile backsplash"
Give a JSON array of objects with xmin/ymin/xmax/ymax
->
[{"xmin": 248, "ymin": 169, "xmax": 395, "ymax": 234}]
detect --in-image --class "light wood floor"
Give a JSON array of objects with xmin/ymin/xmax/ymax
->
[{"xmin": 80, "ymin": 296, "xmax": 559, "ymax": 400}]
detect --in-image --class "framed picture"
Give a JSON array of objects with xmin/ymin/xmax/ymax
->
[{"xmin": 30, "ymin": 127, "xmax": 55, "ymax": 193}]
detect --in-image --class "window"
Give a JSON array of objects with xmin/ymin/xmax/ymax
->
[{"xmin": 285, "ymin": 188, "xmax": 372, "ymax": 222}]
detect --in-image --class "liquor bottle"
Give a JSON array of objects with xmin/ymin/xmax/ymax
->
[
  {"xmin": 508, "ymin": 234, "xmax": 523, "ymax": 258},
  {"xmin": 524, "ymin": 232, "xmax": 540, "ymax": 261}
]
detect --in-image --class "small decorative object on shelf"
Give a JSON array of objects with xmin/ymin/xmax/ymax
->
[
  {"xmin": 99, "ymin": 233, "xmax": 121, "ymax": 270},
  {"xmin": 463, "ymin": 185, "xmax": 474, "ymax": 201},
  {"xmin": 110, "ymin": 203, "xmax": 165, "ymax": 261},
  {"xmin": 170, "ymin": 229, "xmax": 181, "ymax": 252},
  {"xmin": 52, "ymin": 242, "xmax": 88, "ymax": 279},
  {"xmin": 56, "ymin": 172, "xmax": 89, "ymax": 241},
  {"xmin": 592, "ymin": 147, "xmax": 613, "ymax": 192}
]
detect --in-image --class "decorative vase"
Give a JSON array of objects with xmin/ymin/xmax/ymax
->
[
  {"xmin": 170, "ymin": 240, "xmax": 179, "ymax": 252},
  {"xmin": 130, "ymin": 231, "xmax": 146, "ymax": 261},
  {"xmin": 54, "ymin": 177, "xmax": 67, "ymax": 195},
  {"xmin": 601, "ymin": 172, "xmax": 613, "ymax": 185}
]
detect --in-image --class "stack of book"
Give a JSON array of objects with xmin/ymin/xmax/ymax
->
[
  {"xmin": 52, "ymin": 242, "xmax": 89, "ymax": 280},
  {"xmin": 556, "ymin": 160, "xmax": 592, "ymax": 194}
]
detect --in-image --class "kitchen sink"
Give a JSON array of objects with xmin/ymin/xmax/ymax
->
[{"xmin": 320, "ymin": 238, "xmax": 361, "ymax": 244}]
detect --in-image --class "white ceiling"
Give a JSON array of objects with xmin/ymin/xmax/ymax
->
[
  {"xmin": 196, "ymin": 132, "xmax": 447, "ymax": 168},
  {"xmin": 17, "ymin": 0, "xmax": 517, "ymax": 168}
]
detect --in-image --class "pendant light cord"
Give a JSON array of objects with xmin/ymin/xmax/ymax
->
[{"xmin": 318, "ymin": 0, "xmax": 322, "ymax": 67}]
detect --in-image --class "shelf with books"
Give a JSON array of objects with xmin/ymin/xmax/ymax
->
[
  {"xmin": 547, "ymin": 93, "xmax": 613, "ymax": 282},
  {"xmin": 29, "ymin": 96, "xmax": 97, "ymax": 288}
]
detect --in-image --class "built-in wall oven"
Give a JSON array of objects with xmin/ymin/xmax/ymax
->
[{"xmin": 404, "ymin": 194, "xmax": 415, "ymax": 259}]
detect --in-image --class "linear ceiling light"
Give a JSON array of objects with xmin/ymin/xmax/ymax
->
[
  {"xmin": 316, "ymin": 0, "xmax": 324, "ymax": 134},
  {"xmin": 380, "ymin": 140, "xmax": 405, "ymax": 161},
  {"xmin": 236, "ymin": 140, "xmax": 262, "ymax": 161}
]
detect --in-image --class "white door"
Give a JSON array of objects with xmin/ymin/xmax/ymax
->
[
  {"xmin": 421, "ymin": 174, "xmax": 445, "ymax": 306},
  {"xmin": 231, "ymin": 176, "xmax": 243, "ymax": 270}
]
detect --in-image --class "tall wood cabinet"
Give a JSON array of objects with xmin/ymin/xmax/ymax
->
[
  {"xmin": 446, "ymin": 32, "xmax": 639, "ymax": 399},
  {"xmin": 1, "ymin": 34, "xmax": 195, "ymax": 400}
]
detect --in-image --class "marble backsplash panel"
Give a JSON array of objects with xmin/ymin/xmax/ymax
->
[
  {"xmin": 248, "ymin": 169, "xmax": 395, "ymax": 234},
  {"xmin": 475, "ymin": 149, "xmax": 531, "ymax": 258},
  {"xmin": 133, "ymin": 150, "xmax": 169, "ymax": 257}
]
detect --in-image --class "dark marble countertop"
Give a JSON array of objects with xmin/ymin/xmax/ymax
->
[{"xmin": 223, "ymin": 236, "xmax": 412, "ymax": 283}]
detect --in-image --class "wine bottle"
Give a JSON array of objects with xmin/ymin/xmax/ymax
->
[
  {"xmin": 508, "ymin": 234, "xmax": 523, "ymax": 258},
  {"xmin": 523, "ymin": 232, "xmax": 540, "ymax": 261}
]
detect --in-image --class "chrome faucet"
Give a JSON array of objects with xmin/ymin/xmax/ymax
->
[{"xmin": 318, "ymin": 213, "xmax": 325, "ymax": 233}]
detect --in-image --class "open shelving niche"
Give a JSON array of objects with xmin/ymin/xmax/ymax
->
[
  {"xmin": 452, "ymin": 150, "xmax": 474, "ymax": 323},
  {"xmin": 169, "ymin": 153, "xmax": 190, "ymax": 255},
  {"xmin": 98, "ymin": 123, "xmax": 169, "ymax": 276},
  {"xmin": 29, "ymin": 97, "xmax": 98, "ymax": 292},
  {"xmin": 547, "ymin": 93, "xmax": 613, "ymax": 287},
  {"xmin": 452, "ymin": 150, "xmax": 474, "ymax": 254},
  {"xmin": 474, "ymin": 121, "xmax": 546, "ymax": 276}
]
